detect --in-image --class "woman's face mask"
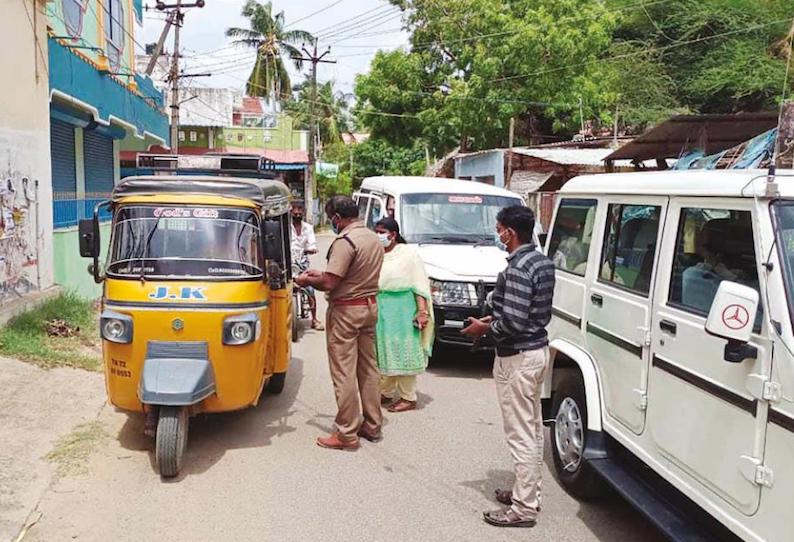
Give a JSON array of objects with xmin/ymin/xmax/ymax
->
[{"xmin": 377, "ymin": 232, "xmax": 392, "ymax": 247}]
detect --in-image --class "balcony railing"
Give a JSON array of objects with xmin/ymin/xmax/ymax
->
[{"xmin": 53, "ymin": 193, "xmax": 112, "ymax": 229}]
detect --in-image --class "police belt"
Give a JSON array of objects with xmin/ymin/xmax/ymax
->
[{"xmin": 331, "ymin": 296, "xmax": 377, "ymax": 307}]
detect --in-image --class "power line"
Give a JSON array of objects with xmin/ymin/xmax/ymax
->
[
  {"xmin": 310, "ymin": 4, "xmax": 393, "ymax": 36},
  {"xmin": 313, "ymin": 4, "xmax": 397, "ymax": 38},
  {"xmin": 285, "ymin": 0, "xmax": 346, "ymax": 29},
  {"xmin": 320, "ymin": 10, "xmax": 403, "ymax": 42}
]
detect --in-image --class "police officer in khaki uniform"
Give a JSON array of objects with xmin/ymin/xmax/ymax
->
[{"xmin": 295, "ymin": 196, "xmax": 384, "ymax": 451}]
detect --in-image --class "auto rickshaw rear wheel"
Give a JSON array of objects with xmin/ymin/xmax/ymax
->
[
  {"xmin": 155, "ymin": 406, "xmax": 188, "ymax": 478},
  {"xmin": 268, "ymin": 372, "xmax": 286, "ymax": 394}
]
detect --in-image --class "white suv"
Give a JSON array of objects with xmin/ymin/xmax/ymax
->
[{"xmin": 543, "ymin": 169, "xmax": 794, "ymax": 542}]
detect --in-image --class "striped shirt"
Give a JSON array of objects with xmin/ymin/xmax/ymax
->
[{"xmin": 489, "ymin": 244, "xmax": 555, "ymax": 355}]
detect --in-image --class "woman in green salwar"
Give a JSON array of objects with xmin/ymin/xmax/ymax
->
[{"xmin": 374, "ymin": 218, "xmax": 434, "ymax": 413}]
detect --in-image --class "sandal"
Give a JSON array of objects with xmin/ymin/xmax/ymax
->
[
  {"xmin": 387, "ymin": 399, "xmax": 417, "ymax": 413},
  {"xmin": 482, "ymin": 508, "xmax": 536, "ymax": 528},
  {"xmin": 311, "ymin": 320, "xmax": 325, "ymax": 331},
  {"xmin": 380, "ymin": 395, "xmax": 394, "ymax": 406}
]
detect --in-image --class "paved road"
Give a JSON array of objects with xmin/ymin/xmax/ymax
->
[{"xmin": 25, "ymin": 235, "xmax": 665, "ymax": 542}]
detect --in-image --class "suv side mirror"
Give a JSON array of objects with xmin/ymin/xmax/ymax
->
[{"xmin": 705, "ymin": 281, "xmax": 760, "ymax": 363}]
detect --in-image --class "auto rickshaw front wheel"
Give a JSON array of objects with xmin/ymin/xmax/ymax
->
[{"xmin": 155, "ymin": 406, "xmax": 188, "ymax": 478}]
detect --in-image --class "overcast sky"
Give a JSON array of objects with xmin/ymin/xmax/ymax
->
[{"xmin": 138, "ymin": 0, "xmax": 409, "ymax": 94}]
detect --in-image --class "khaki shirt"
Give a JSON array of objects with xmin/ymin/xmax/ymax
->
[{"xmin": 325, "ymin": 221, "xmax": 384, "ymax": 301}]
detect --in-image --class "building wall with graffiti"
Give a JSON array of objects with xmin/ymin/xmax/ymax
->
[{"xmin": 0, "ymin": 1, "xmax": 56, "ymax": 303}]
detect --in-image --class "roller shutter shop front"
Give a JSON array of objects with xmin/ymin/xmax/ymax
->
[
  {"xmin": 83, "ymin": 129, "xmax": 114, "ymax": 197},
  {"xmin": 50, "ymin": 119, "xmax": 77, "ymax": 199}
]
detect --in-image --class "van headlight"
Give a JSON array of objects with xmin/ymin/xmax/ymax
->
[
  {"xmin": 223, "ymin": 313, "xmax": 260, "ymax": 345},
  {"xmin": 429, "ymin": 280, "xmax": 478, "ymax": 307},
  {"xmin": 100, "ymin": 311, "xmax": 133, "ymax": 344}
]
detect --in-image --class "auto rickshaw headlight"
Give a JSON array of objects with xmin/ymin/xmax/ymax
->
[
  {"xmin": 223, "ymin": 313, "xmax": 259, "ymax": 345},
  {"xmin": 100, "ymin": 311, "xmax": 133, "ymax": 344}
]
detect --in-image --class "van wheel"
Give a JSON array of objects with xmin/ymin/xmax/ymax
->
[
  {"xmin": 155, "ymin": 406, "xmax": 188, "ymax": 478},
  {"xmin": 268, "ymin": 372, "xmax": 286, "ymax": 394},
  {"xmin": 550, "ymin": 372, "xmax": 605, "ymax": 500},
  {"xmin": 291, "ymin": 300, "xmax": 299, "ymax": 343}
]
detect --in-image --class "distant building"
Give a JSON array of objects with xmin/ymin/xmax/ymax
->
[{"xmin": 124, "ymin": 62, "xmax": 311, "ymax": 198}]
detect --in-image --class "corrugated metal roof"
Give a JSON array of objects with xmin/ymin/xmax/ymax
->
[
  {"xmin": 508, "ymin": 171, "xmax": 554, "ymax": 194},
  {"xmin": 512, "ymin": 147, "xmax": 614, "ymax": 165}
]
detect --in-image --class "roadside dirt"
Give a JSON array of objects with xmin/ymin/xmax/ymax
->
[{"xmin": 0, "ymin": 356, "xmax": 104, "ymax": 542}]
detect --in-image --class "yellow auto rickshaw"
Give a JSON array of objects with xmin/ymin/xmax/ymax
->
[{"xmin": 78, "ymin": 173, "xmax": 294, "ymax": 477}]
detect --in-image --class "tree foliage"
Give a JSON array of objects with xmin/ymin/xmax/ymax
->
[
  {"xmin": 285, "ymin": 80, "xmax": 352, "ymax": 145},
  {"xmin": 226, "ymin": 1, "xmax": 313, "ymax": 100},
  {"xmin": 610, "ymin": 0, "xmax": 794, "ymax": 114},
  {"xmin": 354, "ymin": 0, "xmax": 794, "ymax": 155}
]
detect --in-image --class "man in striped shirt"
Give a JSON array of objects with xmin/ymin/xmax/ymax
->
[{"xmin": 461, "ymin": 205, "xmax": 555, "ymax": 529}]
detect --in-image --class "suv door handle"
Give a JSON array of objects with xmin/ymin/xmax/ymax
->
[
  {"xmin": 659, "ymin": 319, "xmax": 677, "ymax": 335},
  {"xmin": 590, "ymin": 293, "xmax": 603, "ymax": 307}
]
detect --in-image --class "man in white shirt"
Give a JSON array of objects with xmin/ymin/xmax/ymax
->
[{"xmin": 290, "ymin": 201, "xmax": 324, "ymax": 330}]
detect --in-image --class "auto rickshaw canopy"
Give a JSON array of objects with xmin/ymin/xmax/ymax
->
[{"xmin": 112, "ymin": 176, "xmax": 292, "ymax": 216}]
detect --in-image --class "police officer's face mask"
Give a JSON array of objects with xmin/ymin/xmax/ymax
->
[{"xmin": 330, "ymin": 214, "xmax": 341, "ymax": 233}]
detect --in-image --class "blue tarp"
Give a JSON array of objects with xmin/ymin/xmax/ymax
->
[
  {"xmin": 673, "ymin": 128, "xmax": 777, "ymax": 171},
  {"xmin": 673, "ymin": 150, "xmax": 704, "ymax": 170},
  {"xmin": 731, "ymin": 129, "xmax": 777, "ymax": 169}
]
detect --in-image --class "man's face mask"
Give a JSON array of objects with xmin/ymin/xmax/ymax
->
[
  {"xmin": 495, "ymin": 228, "xmax": 511, "ymax": 251},
  {"xmin": 330, "ymin": 214, "xmax": 341, "ymax": 233}
]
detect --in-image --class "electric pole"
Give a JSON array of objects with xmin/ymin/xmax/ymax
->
[
  {"xmin": 293, "ymin": 39, "xmax": 335, "ymax": 223},
  {"xmin": 150, "ymin": 0, "xmax": 204, "ymax": 154},
  {"xmin": 170, "ymin": 1, "xmax": 181, "ymax": 155}
]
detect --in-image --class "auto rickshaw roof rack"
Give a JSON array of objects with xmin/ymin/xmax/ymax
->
[
  {"xmin": 136, "ymin": 153, "xmax": 277, "ymax": 176},
  {"xmin": 112, "ymin": 175, "xmax": 291, "ymax": 216}
]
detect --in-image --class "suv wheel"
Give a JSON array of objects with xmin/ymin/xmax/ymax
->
[{"xmin": 550, "ymin": 371, "xmax": 606, "ymax": 500}]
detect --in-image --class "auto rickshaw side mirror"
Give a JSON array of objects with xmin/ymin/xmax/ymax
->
[
  {"xmin": 262, "ymin": 221, "xmax": 284, "ymax": 262},
  {"xmin": 262, "ymin": 220, "xmax": 287, "ymax": 288},
  {"xmin": 78, "ymin": 219, "xmax": 99, "ymax": 258}
]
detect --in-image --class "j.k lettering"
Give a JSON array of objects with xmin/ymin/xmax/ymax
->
[{"xmin": 149, "ymin": 286, "xmax": 207, "ymax": 300}]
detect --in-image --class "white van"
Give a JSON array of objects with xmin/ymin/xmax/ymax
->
[
  {"xmin": 354, "ymin": 176, "xmax": 526, "ymax": 349},
  {"xmin": 542, "ymin": 169, "xmax": 794, "ymax": 541}
]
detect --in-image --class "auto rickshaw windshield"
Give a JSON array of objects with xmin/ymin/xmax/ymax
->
[{"xmin": 107, "ymin": 205, "xmax": 263, "ymax": 279}]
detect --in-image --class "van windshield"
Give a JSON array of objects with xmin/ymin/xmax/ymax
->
[
  {"xmin": 400, "ymin": 193, "xmax": 522, "ymax": 244},
  {"xmin": 107, "ymin": 205, "xmax": 262, "ymax": 279}
]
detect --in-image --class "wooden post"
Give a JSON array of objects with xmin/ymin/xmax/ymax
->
[
  {"xmin": 506, "ymin": 117, "xmax": 515, "ymax": 190},
  {"xmin": 776, "ymin": 102, "xmax": 794, "ymax": 169}
]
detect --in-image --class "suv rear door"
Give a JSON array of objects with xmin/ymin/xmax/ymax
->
[
  {"xmin": 585, "ymin": 197, "xmax": 667, "ymax": 435},
  {"xmin": 648, "ymin": 198, "xmax": 769, "ymax": 515}
]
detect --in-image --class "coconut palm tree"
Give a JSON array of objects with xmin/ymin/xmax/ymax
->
[
  {"xmin": 287, "ymin": 80, "xmax": 352, "ymax": 145},
  {"xmin": 226, "ymin": 0, "xmax": 313, "ymax": 100}
]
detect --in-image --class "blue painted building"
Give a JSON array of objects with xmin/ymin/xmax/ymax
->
[{"xmin": 46, "ymin": 0, "xmax": 169, "ymax": 296}]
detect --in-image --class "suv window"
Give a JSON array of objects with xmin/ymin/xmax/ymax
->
[
  {"xmin": 367, "ymin": 197, "xmax": 383, "ymax": 229},
  {"xmin": 669, "ymin": 208, "xmax": 760, "ymax": 317},
  {"xmin": 599, "ymin": 204, "xmax": 661, "ymax": 295},
  {"xmin": 548, "ymin": 198, "xmax": 597, "ymax": 276}
]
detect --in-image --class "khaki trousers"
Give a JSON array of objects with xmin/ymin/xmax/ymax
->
[
  {"xmin": 380, "ymin": 375, "xmax": 417, "ymax": 402},
  {"xmin": 326, "ymin": 303, "xmax": 382, "ymax": 440},
  {"xmin": 493, "ymin": 347, "xmax": 550, "ymax": 520}
]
